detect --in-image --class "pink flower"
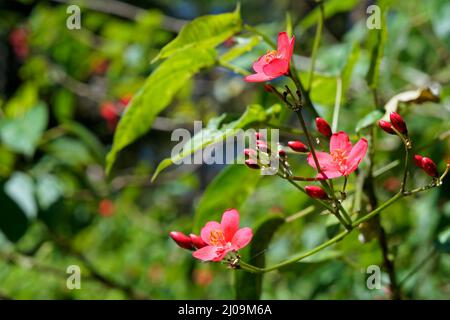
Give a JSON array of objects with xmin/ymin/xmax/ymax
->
[
  {"xmin": 307, "ymin": 131, "xmax": 368, "ymax": 179},
  {"xmin": 193, "ymin": 209, "xmax": 253, "ymax": 262},
  {"xmin": 244, "ymin": 32, "xmax": 295, "ymax": 82}
]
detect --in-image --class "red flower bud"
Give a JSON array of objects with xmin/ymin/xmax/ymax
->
[
  {"xmin": 421, "ymin": 157, "xmax": 438, "ymax": 178},
  {"xmin": 189, "ymin": 234, "xmax": 207, "ymax": 249},
  {"xmin": 256, "ymin": 140, "xmax": 268, "ymax": 151},
  {"xmin": 413, "ymin": 155, "xmax": 423, "ymax": 168},
  {"xmin": 244, "ymin": 148, "xmax": 256, "ymax": 157},
  {"xmin": 315, "ymin": 117, "xmax": 332, "ymax": 138},
  {"xmin": 390, "ymin": 112, "xmax": 408, "ymax": 134},
  {"xmin": 278, "ymin": 149, "xmax": 286, "ymax": 157},
  {"xmin": 287, "ymin": 141, "xmax": 308, "ymax": 152},
  {"xmin": 305, "ymin": 186, "xmax": 328, "ymax": 199},
  {"xmin": 255, "ymin": 132, "xmax": 264, "ymax": 139},
  {"xmin": 169, "ymin": 231, "xmax": 193, "ymax": 250},
  {"xmin": 263, "ymin": 84, "xmax": 274, "ymax": 93},
  {"xmin": 245, "ymin": 159, "xmax": 260, "ymax": 169},
  {"xmin": 378, "ymin": 120, "xmax": 396, "ymax": 135}
]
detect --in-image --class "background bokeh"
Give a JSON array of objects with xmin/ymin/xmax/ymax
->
[{"xmin": 0, "ymin": 0, "xmax": 449, "ymax": 299}]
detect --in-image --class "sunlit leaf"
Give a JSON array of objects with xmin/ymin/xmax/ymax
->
[
  {"xmin": 152, "ymin": 104, "xmax": 281, "ymax": 181},
  {"xmin": 355, "ymin": 110, "xmax": 383, "ymax": 132},
  {"xmin": 5, "ymin": 172, "xmax": 37, "ymax": 219},
  {"xmin": 152, "ymin": 5, "xmax": 241, "ymax": 62},
  {"xmin": 106, "ymin": 47, "xmax": 217, "ymax": 174}
]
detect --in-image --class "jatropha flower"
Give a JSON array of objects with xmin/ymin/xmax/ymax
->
[
  {"xmin": 307, "ymin": 131, "xmax": 368, "ymax": 179},
  {"xmin": 192, "ymin": 209, "xmax": 253, "ymax": 262},
  {"xmin": 244, "ymin": 32, "xmax": 295, "ymax": 82}
]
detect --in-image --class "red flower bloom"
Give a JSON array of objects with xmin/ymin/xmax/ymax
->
[
  {"xmin": 245, "ymin": 32, "xmax": 295, "ymax": 82},
  {"xmin": 307, "ymin": 131, "xmax": 368, "ymax": 179},
  {"xmin": 98, "ymin": 199, "xmax": 115, "ymax": 217},
  {"xmin": 192, "ymin": 209, "xmax": 253, "ymax": 262}
]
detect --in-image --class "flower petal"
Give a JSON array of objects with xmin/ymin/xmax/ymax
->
[
  {"xmin": 307, "ymin": 152, "xmax": 338, "ymax": 171},
  {"xmin": 252, "ymin": 56, "xmax": 267, "ymax": 73},
  {"xmin": 221, "ymin": 209, "xmax": 239, "ymax": 242},
  {"xmin": 262, "ymin": 59, "xmax": 289, "ymax": 77},
  {"xmin": 345, "ymin": 138, "xmax": 368, "ymax": 175},
  {"xmin": 212, "ymin": 248, "xmax": 233, "ymax": 262},
  {"xmin": 277, "ymin": 32, "xmax": 290, "ymax": 57},
  {"xmin": 330, "ymin": 131, "xmax": 352, "ymax": 153},
  {"xmin": 192, "ymin": 246, "xmax": 218, "ymax": 261},
  {"xmin": 316, "ymin": 170, "xmax": 344, "ymax": 180},
  {"xmin": 231, "ymin": 227, "xmax": 253, "ymax": 250},
  {"xmin": 244, "ymin": 73, "xmax": 275, "ymax": 82},
  {"xmin": 200, "ymin": 221, "xmax": 221, "ymax": 245}
]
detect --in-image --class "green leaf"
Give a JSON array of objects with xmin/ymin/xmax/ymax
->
[
  {"xmin": 152, "ymin": 104, "xmax": 281, "ymax": 181},
  {"xmin": 219, "ymin": 36, "xmax": 260, "ymax": 64},
  {"xmin": 45, "ymin": 137, "xmax": 95, "ymax": 168},
  {"xmin": 4, "ymin": 172, "xmax": 37, "ymax": 220},
  {"xmin": 355, "ymin": 110, "xmax": 383, "ymax": 132},
  {"xmin": 106, "ymin": 47, "xmax": 217, "ymax": 174},
  {"xmin": 193, "ymin": 164, "xmax": 261, "ymax": 233},
  {"xmin": 0, "ymin": 181, "xmax": 29, "ymax": 242},
  {"xmin": 365, "ymin": 1, "xmax": 388, "ymax": 89},
  {"xmin": 152, "ymin": 5, "xmax": 242, "ymax": 62},
  {"xmin": 0, "ymin": 102, "xmax": 48, "ymax": 157},
  {"xmin": 235, "ymin": 214, "xmax": 285, "ymax": 300}
]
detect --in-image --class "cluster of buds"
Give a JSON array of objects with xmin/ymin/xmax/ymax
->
[
  {"xmin": 169, "ymin": 231, "xmax": 207, "ymax": 251},
  {"xmin": 413, "ymin": 155, "xmax": 439, "ymax": 178},
  {"xmin": 243, "ymin": 132, "xmax": 284, "ymax": 174},
  {"xmin": 100, "ymin": 94, "xmax": 133, "ymax": 130},
  {"xmin": 379, "ymin": 112, "xmax": 408, "ymax": 136}
]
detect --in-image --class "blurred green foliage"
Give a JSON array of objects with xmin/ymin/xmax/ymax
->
[{"xmin": 0, "ymin": 0, "xmax": 449, "ymax": 300}]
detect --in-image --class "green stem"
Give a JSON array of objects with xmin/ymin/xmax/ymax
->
[{"xmin": 307, "ymin": 1, "xmax": 324, "ymax": 92}]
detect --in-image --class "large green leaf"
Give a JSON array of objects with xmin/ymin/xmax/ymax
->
[
  {"xmin": 0, "ymin": 102, "xmax": 48, "ymax": 157},
  {"xmin": 152, "ymin": 5, "xmax": 242, "ymax": 62},
  {"xmin": 152, "ymin": 104, "xmax": 281, "ymax": 181},
  {"xmin": 193, "ymin": 164, "xmax": 261, "ymax": 233},
  {"xmin": 219, "ymin": 36, "xmax": 261, "ymax": 64},
  {"xmin": 105, "ymin": 47, "xmax": 217, "ymax": 174},
  {"xmin": 235, "ymin": 214, "xmax": 285, "ymax": 300}
]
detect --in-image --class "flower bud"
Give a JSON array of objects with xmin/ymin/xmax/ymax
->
[
  {"xmin": 305, "ymin": 186, "xmax": 328, "ymax": 199},
  {"xmin": 244, "ymin": 148, "xmax": 256, "ymax": 157},
  {"xmin": 413, "ymin": 155, "xmax": 423, "ymax": 168},
  {"xmin": 169, "ymin": 231, "xmax": 193, "ymax": 250},
  {"xmin": 421, "ymin": 157, "xmax": 438, "ymax": 178},
  {"xmin": 390, "ymin": 112, "xmax": 408, "ymax": 134},
  {"xmin": 378, "ymin": 120, "xmax": 396, "ymax": 135},
  {"xmin": 287, "ymin": 141, "xmax": 308, "ymax": 152},
  {"xmin": 263, "ymin": 84, "xmax": 274, "ymax": 93},
  {"xmin": 245, "ymin": 159, "xmax": 260, "ymax": 169},
  {"xmin": 315, "ymin": 117, "xmax": 332, "ymax": 138},
  {"xmin": 189, "ymin": 234, "xmax": 207, "ymax": 249},
  {"xmin": 278, "ymin": 149, "xmax": 286, "ymax": 157},
  {"xmin": 255, "ymin": 132, "xmax": 264, "ymax": 139},
  {"xmin": 256, "ymin": 140, "xmax": 268, "ymax": 151}
]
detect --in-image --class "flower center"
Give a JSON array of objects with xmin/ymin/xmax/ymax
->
[
  {"xmin": 330, "ymin": 149, "xmax": 348, "ymax": 172},
  {"xmin": 210, "ymin": 229, "xmax": 225, "ymax": 246},
  {"xmin": 264, "ymin": 50, "xmax": 280, "ymax": 63}
]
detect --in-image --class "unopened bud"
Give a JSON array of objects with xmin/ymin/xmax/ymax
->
[
  {"xmin": 305, "ymin": 186, "xmax": 328, "ymax": 199},
  {"xmin": 256, "ymin": 140, "xmax": 268, "ymax": 151},
  {"xmin": 255, "ymin": 132, "xmax": 264, "ymax": 139},
  {"xmin": 378, "ymin": 120, "xmax": 396, "ymax": 135},
  {"xmin": 264, "ymin": 84, "xmax": 274, "ymax": 93},
  {"xmin": 315, "ymin": 117, "xmax": 332, "ymax": 138},
  {"xmin": 244, "ymin": 148, "xmax": 256, "ymax": 157},
  {"xmin": 189, "ymin": 234, "xmax": 207, "ymax": 249},
  {"xmin": 278, "ymin": 149, "xmax": 286, "ymax": 157},
  {"xmin": 413, "ymin": 155, "xmax": 423, "ymax": 168},
  {"xmin": 421, "ymin": 157, "xmax": 439, "ymax": 178},
  {"xmin": 245, "ymin": 159, "xmax": 260, "ymax": 169},
  {"xmin": 169, "ymin": 231, "xmax": 193, "ymax": 250},
  {"xmin": 390, "ymin": 112, "xmax": 408, "ymax": 134},
  {"xmin": 287, "ymin": 141, "xmax": 308, "ymax": 152}
]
